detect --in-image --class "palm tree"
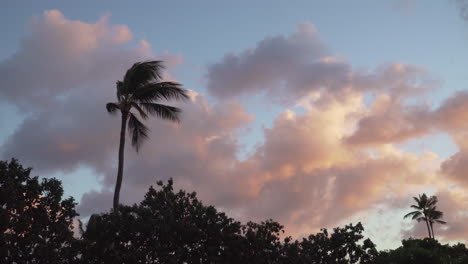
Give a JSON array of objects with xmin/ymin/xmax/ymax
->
[
  {"xmin": 427, "ymin": 206, "xmax": 446, "ymax": 240},
  {"xmin": 403, "ymin": 193, "xmax": 437, "ymax": 239},
  {"xmin": 106, "ymin": 61, "xmax": 188, "ymax": 210}
]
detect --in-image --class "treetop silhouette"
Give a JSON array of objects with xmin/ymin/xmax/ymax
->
[{"xmin": 404, "ymin": 193, "xmax": 446, "ymax": 240}]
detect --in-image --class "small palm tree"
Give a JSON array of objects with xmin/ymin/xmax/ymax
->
[
  {"xmin": 106, "ymin": 61, "xmax": 188, "ymax": 210},
  {"xmin": 403, "ymin": 193, "xmax": 437, "ymax": 239}
]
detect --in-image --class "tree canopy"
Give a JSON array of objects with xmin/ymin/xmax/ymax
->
[
  {"xmin": 0, "ymin": 159, "xmax": 78, "ymax": 263},
  {"xmin": 1, "ymin": 159, "xmax": 466, "ymax": 263}
]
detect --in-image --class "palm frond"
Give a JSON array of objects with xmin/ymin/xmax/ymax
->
[
  {"xmin": 427, "ymin": 196, "xmax": 438, "ymax": 207},
  {"xmin": 130, "ymin": 102, "xmax": 148, "ymax": 120},
  {"xmin": 404, "ymin": 211, "xmax": 420, "ymax": 219},
  {"xmin": 116, "ymin": 81, "xmax": 125, "ymax": 101},
  {"xmin": 420, "ymin": 194, "xmax": 428, "ymax": 204},
  {"xmin": 138, "ymin": 103, "xmax": 182, "ymax": 122},
  {"xmin": 128, "ymin": 113, "xmax": 149, "ymax": 152},
  {"xmin": 435, "ymin": 220, "xmax": 446, "ymax": 224},
  {"xmin": 106, "ymin": 102, "xmax": 120, "ymax": 114},
  {"xmin": 131, "ymin": 82, "xmax": 189, "ymax": 103},
  {"xmin": 123, "ymin": 61, "xmax": 164, "ymax": 93},
  {"xmin": 427, "ymin": 208, "xmax": 445, "ymax": 223}
]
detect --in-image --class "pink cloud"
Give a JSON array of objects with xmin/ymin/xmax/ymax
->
[
  {"xmin": 345, "ymin": 95, "xmax": 433, "ymax": 145},
  {"xmin": 2, "ymin": 11, "xmax": 468, "ymax": 247},
  {"xmin": 206, "ymin": 24, "xmax": 436, "ymax": 105}
]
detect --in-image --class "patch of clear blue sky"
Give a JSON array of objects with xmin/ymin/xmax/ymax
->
[
  {"xmin": 46, "ymin": 166, "xmax": 103, "ymax": 201},
  {"xmin": 1, "ymin": 0, "xmax": 466, "ymax": 196}
]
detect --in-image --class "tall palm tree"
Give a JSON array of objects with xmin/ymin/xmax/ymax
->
[
  {"xmin": 403, "ymin": 193, "xmax": 437, "ymax": 239},
  {"xmin": 106, "ymin": 61, "xmax": 188, "ymax": 210},
  {"xmin": 427, "ymin": 206, "xmax": 446, "ymax": 240}
]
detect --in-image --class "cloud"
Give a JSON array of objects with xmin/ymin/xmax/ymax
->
[
  {"xmin": 345, "ymin": 94, "xmax": 433, "ymax": 145},
  {"xmin": 435, "ymin": 91, "xmax": 468, "ymax": 133},
  {"xmin": 455, "ymin": 0, "xmax": 468, "ymax": 21},
  {"xmin": 0, "ymin": 10, "xmax": 149, "ymax": 110},
  {"xmin": 434, "ymin": 91, "xmax": 468, "ymax": 188},
  {"xmin": 1, "ymin": 97, "xmax": 117, "ymax": 174},
  {"xmin": 203, "ymin": 24, "xmax": 467, "ymax": 241},
  {"xmin": 226, "ymin": 97, "xmax": 440, "ymax": 236},
  {"xmin": 206, "ymin": 23, "xmax": 329, "ymax": 101},
  {"xmin": 434, "ymin": 190, "xmax": 468, "ymax": 242},
  {"xmin": 345, "ymin": 89, "xmax": 468, "ymax": 147},
  {"xmin": 206, "ymin": 24, "xmax": 435, "ymax": 105},
  {"xmin": 0, "ymin": 11, "xmax": 256, "ymax": 219},
  {"xmin": 0, "ymin": 10, "xmax": 181, "ymax": 174},
  {"xmin": 2, "ymin": 11, "xmax": 468, "ymax": 247},
  {"xmin": 77, "ymin": 96, "xmax": 254, "ymax": 217}
]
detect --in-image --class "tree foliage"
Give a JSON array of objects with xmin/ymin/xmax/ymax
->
[
  {"xmin": 282, "ymin": 223, "xmax": 378, "ymax": 264},
  {"xmin": 376, "ymin": 238, "xmax": 468, "ymax": 264},
  {"xmin": 80, "ymin": 179, "xmax": 245, "ymax": 263},
  {"xmin": 0, "ymin": 159, "xmax": 78, "ymax": 263},
  {"xmin": 2, "ymin": 159, "xmax": 466, "ymax": 263},
  {"xmin": 79, "ymin": 180, "xmax": 379, "ymax": 263}
]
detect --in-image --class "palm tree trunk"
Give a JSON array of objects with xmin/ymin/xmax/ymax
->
[
  {"xmin": 113, "ymin": 112, "xmax": 128, "ymax": 210},
  {"xmin": 430, "ymin": 222, "xmax": 435, "ymax": 240},
  {"xmin": 425, "ymin": 220, "xmax": 432, "ymax": 239}
]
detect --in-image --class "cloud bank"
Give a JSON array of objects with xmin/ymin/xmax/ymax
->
[{"xmin": 1, "ymin": 10, "xmax": 468, "ymax": 247}]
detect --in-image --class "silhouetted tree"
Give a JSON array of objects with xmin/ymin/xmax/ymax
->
[
  {"xmin": 403, "ymin": 193, "xmax": 438, "ymax": 239},
  {"xmin": 376, "ymin": 238, "xmax": 468, "ymax": 264},
  {"xmin": 284, "ymin": 222, "xmax": 378, "ymax": 264},
  {"xmin": 2, "ymin": 159, "xmax": 464, "ymax": 263},
  {"xmin": 81, "ymin": 179, "xmax": 245, "ymax": 263},
  {"xmin": 0, "ymin": 159, "xmax": 79, "ymax": 263},
  {"xmin": 241, "ymin": 220, "xmax": 284, "ymax": 263},
  {"xmin": 106, "ymin": 61, "xmax": 188, "ymax": 209},
  {"xmin": 80, "ymin": 180, "xmax": 378, "ymax": 264}
]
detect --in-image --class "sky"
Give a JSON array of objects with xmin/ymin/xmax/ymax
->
[{"xmin": 1, "ymin": 0, "xmax": 468, "ymax": 250}]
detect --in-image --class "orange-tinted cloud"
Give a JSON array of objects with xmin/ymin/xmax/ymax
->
[
  {"xmin": 2, "ymin": 11, "xmax": 468, "ymax": 247},
  {"xmin": 345, "ymin": 95, "xmax": 433, "ymax": 145}
]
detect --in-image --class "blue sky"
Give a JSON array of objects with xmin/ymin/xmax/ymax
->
[{"xmin": 2, "ymin": 0, "xmax": 468, "ymax": 249}]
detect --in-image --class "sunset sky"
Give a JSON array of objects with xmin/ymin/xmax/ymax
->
[{"xmin": 2, "ymin": 0, "xmax": 468, "ymax": 249}]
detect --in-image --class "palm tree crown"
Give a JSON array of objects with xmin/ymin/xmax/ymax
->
[{"xmin": 106, "ymin": 61, "xmax": 188, "ymax": 209}]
